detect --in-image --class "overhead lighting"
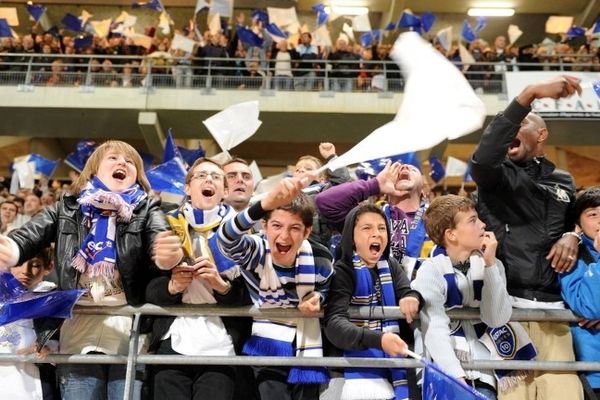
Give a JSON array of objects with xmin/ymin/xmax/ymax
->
[
  {"xmin": 467, "ymin": 7, "xmax": 515, "ymax": 17},
  {"xmin": 325, "ymin": 6, "xmax": 369, "ymax": 16}
]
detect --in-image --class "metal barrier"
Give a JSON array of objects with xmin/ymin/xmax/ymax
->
[
  {"xmin": 0, "ymin": 304, "xmax": 592, "ymax": 399},
  {"xmin": 1, "ymin": 53, "xmax": 599, "ymax": 94}
]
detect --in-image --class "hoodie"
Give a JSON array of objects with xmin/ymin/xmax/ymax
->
[{"xmin": 324, "ymin": 204, "xmax": 423, "ymax": 352}]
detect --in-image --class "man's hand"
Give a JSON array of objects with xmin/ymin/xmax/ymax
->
[
  {"xmin": 261, "ymin": 177, "xmax": 308, "ymax": 211},
  {"xmin": 152, "ymin": 231, "xmax": 184, "ymax": 270},
  {"xmin": 517, "ymin": 75, "xmax": 582, "ymax": 107},
  {"xmin": 481, "ymin": 231, "xmax": 498, "ymax": 267},
  {"xmin": 168, "ymin": 265, "xmax": 195, "ymax": 295},
  {"xmin": 319, "ymin": 142, "xmax": 337, "ymax": 160},
  {"xmin": 399, "ymin": 296, "xmax": 420, "ymax": 324},
  {"xmin": 577, "ymin": 317, "xmax": 600, "ymax": 329},
  {"xmin": 192, "ymin": 256, "xmax": 230, "ymax": 294},
  {"xmin": 0, "ymin": 235, "xmax": 16, "ymax": 271},
  {"xmin": 298, "ymin": 292, "xmax": 321, "ymax": 317},
  {"xmin": 381, "ymin": 332, "xmax": 408, "ymax": 357},
  {"xmin": 546, "ymin": 233, "xmax": 579, "ymax": 273},
  {"xmin": 375, "ymin": 161, "xmax": 403, "ymax": 197}
]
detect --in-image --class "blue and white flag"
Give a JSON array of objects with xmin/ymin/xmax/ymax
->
[
  {"xmin": 236, "ymin": 25, "xmax": 264, "ymax": 47},
  {"xmin": 422, "ymin": 357, "xmax": 487, "ymax": 400},
  {"xmin": 65, "ymin": 140, "xmax": 97, "ymax": 173},
  {"xmin": 61, "ymin": 13, "xmax": 84, "ymax": 32},
  {"xmin": 312, "ymin": 3, "xmax": 329, "ymax": 26},
  {"xmin": 162, "ymin": 128, "xmax": 183, "ymax": 164},
  {"xmin": 25, "ymin": 3, "xmax": 47, "ymax": 22},
  {"xmin": 27, "ymin": 154, "xmax": 60, "ymax": 177},
  {"xmin": 266, "ymin": 22, "xmax": 288, "ymax": 42},
  {"xmin": 131, "ymin": 0, "xmax": 163, "ymax": 12},
  {"xmin": 429, "ymin": 155, "xmax": 445, "ymax": 183},
  {"xmin": 146, "ymin": 157, "xmax": 187, "ymax": 195},
  {"xmin": 398, "ymin": 10, "xmax": 436, "ymax": 34},
  {"xmin": 0, "ymin": 19, "xmax": 12, "ymax": 38}
]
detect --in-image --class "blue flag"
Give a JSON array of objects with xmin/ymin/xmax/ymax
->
[
  {"xmin": 429, "ymin": 155, "xmax": 445, "ymax": 183},
  {"xmin": 0, "ymin": 273, "xmax": 85, "ymax": 326},
  {"xmin": 0, "ymin": 19, "xmax": 12, "ymax": 38},
  {"xmin": 461, "ymin": 20, "xmax": 477, "ymax": 42},
  {"xmin": 61, "ymin": 13, "xmax": 84, "ymax": 32},
  {"xmin": 594, "ymin": 20, "xmax": 600, "ymax": 34},
  {"xmin": 312, "ymin": 3, "xmax": 329, "ymax": 26},
  {"xmin": 74, "ymin": 35, "xmax": 93, "ymax": 49},
  {"xmin": 474, "ymin": 16, "xmax": 487, "ymax": 33},
  {"xmin": 355, "ymin": 152, "xmax": 422, "ymax": 181},
  {"xmin": 26, "ymin": 3, "xmax": 47, "ymax": 22},
  {"xmin": 131, "ymin": 0, "xmax": 163, "ymax": 12},
  {"xmin": 147, "ymin": 158, "xmax": 187, "ymax": 195},
  {"xmin": 421, "ymin": 11, "xmax": 436, "ymax": 33},
  {"xmin": 28, "ymin": 154, "xmax": 59, "ymax": 177},
  {"xmin": 393, "ymin": 152, "xmax": 421, "ymax": 171},
  {"xmin": 385, "ymin": 22, "xmax": 397, "ymax": 31},
  {"xmin": 567, "ymin": 26, "xmax": 586, "ymax": 38},
  {"xmin": 65, "ymin": 140, "xmax": 97, "ymax": 173},
  {"xmin": 252, "ymin": 9, "xmax": 269, "ymax": 25},
  {"xmin": 162, "ymin": 129, "xmax": 183, "ymax": 163},
  {"xmin": 177, "ymin": 145, "xmax": 205, "ymax": 166},
  {"xmin": 266, "ymin": 23, "xmax": 288, "ymax": 40},
  {"xmin": 422, "ymin": 358, "xmax": 487, "ymax": 400},
  {"xmin": 360, "ymin": 32, "xmax": 375, "ymax": 48},
  {"xmin": 399, "ymin": 11, "xmax": 436, "ymax": 34},
  {"xmin": 236, "ymin": 25, "xmax": 264, "ymax": 47}
]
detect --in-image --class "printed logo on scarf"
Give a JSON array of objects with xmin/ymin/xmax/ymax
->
[{"xmin": 488, "ymin": 325, "xmax": 517, "ymax": 358}]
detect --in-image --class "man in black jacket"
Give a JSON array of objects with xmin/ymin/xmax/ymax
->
[{"xmin": 471, "ymin": 75, "xmax": 583, "ymax": 399}]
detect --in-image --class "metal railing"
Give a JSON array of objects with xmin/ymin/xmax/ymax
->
[
  {"xmin": 1, "ymin": 53, "xmax": 599, "ymax": 95},
  {"xmin": 0, "ymin": 304, "xmax": 592, "ymax": 399}
]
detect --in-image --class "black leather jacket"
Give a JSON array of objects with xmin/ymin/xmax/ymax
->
[
  {"xmin": 472, "ymin": 99, "xmax": 576, "ymax": 302},
  {"xmin": 9, "ymin": 193, "xmax": 169, "ymax": 346}
]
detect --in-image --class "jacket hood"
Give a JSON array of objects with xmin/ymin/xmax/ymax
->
[{"xmin": 336, "ymin": 203, "xmax": 392, "ymax": 267}]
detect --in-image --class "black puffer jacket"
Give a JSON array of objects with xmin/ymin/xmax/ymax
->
[
  {"xmin": 472, "ymin": 99, "xmax": 576, "ymax": 302},
  {"xmin": 9, "ymin": 193, "xmax": 169, "ymax": 345}
]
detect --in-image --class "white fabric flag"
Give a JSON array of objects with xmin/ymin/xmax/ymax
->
[
  {"xmin": 445, "ymin": 156, "xmax": 468, "ymax": 177},
  {"xmin": 267, "ymin": 7, "xmax": 298, "ymax": 28},
  {"xmin": 352, "ymin": 14, "xmax": 371, "ymax": 32},
  {"xmin": 195, "ymin": 0, "xmax": 210, "ymax": 14},
  {"xmin": 508, "ymin": 25, "xmax": 523, "ymax": 46},
  {"xmin": 210, "ymin": 0, "xmax": 233, "ymax": 18},
  {"xmin": 171, "ymin": 33, "xmax": 196, "ymax": 53},
  {"xmin": 545, "ymin": 16, "xmax": 573, "ymax": 34},
  {"xmin": 90, "ymin": 19, "xmax": 112, "ymax": 38},
  {"xmin": 436, "ymin": 26, "xmax": 453, "ymax": 52},
  {"xmin": 208, "ymin": 13, "xmax": 221, "ymax": 36},
  {"xmin": 458, "ymin": 43, "xmax": 475, "ymax": 72},
  {"xmin": 203, "ymin": 101, "xmax": 262, "ymax": 151},
  {"xmin": 313, "ymin": 25, "xmax": 332, "ymax": 48},
  {"xmin": 249, "ymin": 161, "xmax": 263, "ymax": 189},
  {"xmin": 158, "ymin": 11, "xmax": 171, "ymax": 35},
  {"xmin": 326, "ymin": 32, "xmax": 486, "ymax": 172},
  {"xmin": 342, "ymin": 23, "xmax": 355, "ymax": 43},
  {"xmin": 79, "ymin": 10, "xmax": 93, "ymax": 25},
  {"xmin": 13, "ymin": 158, "xmax": 35, "ymax": 190},
  {"xmin": 0, "ymin": 8, "xmax": 18, "ymax": 26}
]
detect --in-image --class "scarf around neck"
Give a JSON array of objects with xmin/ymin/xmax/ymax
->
[
  {"xmin": 242, "ymin": 239, "xmax": 328, "ymax": 385},
  {"xmin": 72, "ymin": 177, "xmax": 146, "ymax": 302},
  {"xmin": 341, "ymin": 254, "xmax": 408, "ymax": 400}
]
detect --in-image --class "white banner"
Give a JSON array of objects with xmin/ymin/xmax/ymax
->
[{"xmin": 505, "ymin": 71, "xmax": 600, "ymax": 118}]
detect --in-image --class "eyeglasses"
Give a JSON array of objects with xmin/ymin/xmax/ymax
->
[{"xmin": 190, "ymin": 171, "xmax": 224, "ymax": 182}]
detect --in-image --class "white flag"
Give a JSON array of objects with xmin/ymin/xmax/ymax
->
[
  {"xmin": 170, "ymin": 33, "xmax": 196, "ymax": 53},
  {"xmin": 267, "ymin": 7, "xmax": 298, "ymax": 28},
  {"xmin": 508, "ymin": 24, "xmax": 523, "ymax": 46},
  {"xmin": 342, "ymin": 23, "xmax": 355, "ymax": 43},
  {"xmin": 313, "ymin": 24, "xmax": 332, "ymax": 48},
  {"xmin": 249, "ymin": 161, "xmax": 262, "ymax": 189},
  {"xmin": 445, "ymin": 156, "xmax": 468, "ymax": 177},
  {"xmin": 436, "ymin": 26, "xmax": 453, "ymax": 52},
  {"xmin": 326, "ymin": 32, "xmax": 486, "ymax": 172},
  {"xmin": 158, "ymin": 11, "xmax": 171, "ymax": 35},
  {"xmin": 210, "ymin": 0, "xmax": 233, "ymax": 18},
  {"xmin": 352, "ymin": 14, "xmax": 371, "ymax": 32},
  {"xmin": 203, "ymin": 101, "xmax": 262, "ymax": 151},
  {"xmin": 90, "ymin": 19, "xmax": 112, "ymax": 38},
  {"xmin": 458, "ymin": 43, "xmax": 475, "ymax": 72},
  {"xmin": 208, "ymin": 13, "xmax": 221, "ymax": 36}
]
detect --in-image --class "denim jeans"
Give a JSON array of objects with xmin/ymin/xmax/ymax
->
[{"xmin": 58, "ymin": 363, "xmax": 143, "ymax": 400}]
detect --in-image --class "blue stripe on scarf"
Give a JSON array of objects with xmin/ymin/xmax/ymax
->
[
  {"xmin": 473, "ymin": 280, "xmax": 483, "ymax": 301},
  {"xmin": 243, "ymin": 335, "xmax": 294, "ymax": 357},
  {"xmin": 444, "ymin": 273, "xmax": 463, "ymax": 308},
  {"xmin": 207, "ymin": 234, "xmax": 236, "ymax": 274},
  {"xmin": 494, "ymin": 343, "xmax": 538, "ymax": 379}
]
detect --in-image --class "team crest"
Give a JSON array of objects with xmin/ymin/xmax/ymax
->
[{"xmin": 488, "ymin": 325, "xmax": 517, "ymax": 358}]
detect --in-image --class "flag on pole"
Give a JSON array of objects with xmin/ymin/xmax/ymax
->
[
  {"xmin": 65, "ymin": 140, "xmax": 97, "ymax": 172},
  {"xmin": 421, "ymin": 357, "xmax": 487, "ymax": 400},
  {"xmin": 445, "ymin": 156, "xmax": 468, "ymax": 177},
  {"xmin": 429, "ymin": 155, "xmax": 445, "ymax": 183},
  {"xmin": 146, "ymin": 158, "xmax": 187, "ymax": 195},
  {"xmin": 202, "ymin": 101, "xmax": 262, "ymax": 152}
]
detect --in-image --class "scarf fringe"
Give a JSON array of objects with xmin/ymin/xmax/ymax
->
[
  {"xmin": 243, "ymin": 335, "xmax": 294, "ymax": 357},
  {"xmin": 497, "ymin": 370, "xmax": 530, "ymax": 393},
  {"xmin": 288, "ymin": 366, "xmax": 329, "ymax": 384},
  {"xmin": 72, "ymin": 256, "xmax": 116, "ymax": 279},
  {"xmin": 341, "ymin": 378, "xmax": 396, "ymax": 400}
]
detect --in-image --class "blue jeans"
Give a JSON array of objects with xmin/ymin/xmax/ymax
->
[
  {"xmin": 58, "ymin": 363, "xmax": 143, "ymax": 400},
  {"xmin": 475, "ymin": 385, "xmax": 496, "ymax": 399}
]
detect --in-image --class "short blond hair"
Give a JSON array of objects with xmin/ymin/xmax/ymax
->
[{"xmin": 70, "ymin": 140, "xmax": 151, "ymax": 195}]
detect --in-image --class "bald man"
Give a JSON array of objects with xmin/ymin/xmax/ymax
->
[{"xmin": 472, "ymin": 76, "xmax": 583, "ymax": 399}]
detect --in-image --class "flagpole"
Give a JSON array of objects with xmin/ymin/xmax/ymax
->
[{"xmin": 405, "ymin": 349, "xmax": 423, "ymax": 362}]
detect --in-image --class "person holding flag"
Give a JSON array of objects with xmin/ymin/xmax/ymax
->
[{"xmin": 0, "ymin": 140, "xmax": 179, "ymax": 400}]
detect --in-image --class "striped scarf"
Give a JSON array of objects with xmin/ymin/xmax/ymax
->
[
  {"xmin": 72, "ymin": 176, "xmax": 146, "ymax": 302},
  {"xmin": 434, "ymin": 254, "xmax": 537, "ymax": 391},
  {"xmin": 241, "ymin": 239, "xmax": 328, "ymax": 384},
  {"xmin": 167, "ymin": 202, "xmax": 237, "ymax": 275},
  {"xmin": 342, "ymin": 254, "xmax": 408, "ymax": 400}
]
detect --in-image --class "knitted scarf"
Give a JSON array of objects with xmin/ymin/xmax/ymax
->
[
  {"xmin": 72, "ymin": 177, "xmax": 146, "ymax": 302},
  {"xmin": 434, "ymin": 254, "xmax": 537, "ymax": 391},
  {"xmin": 167, "ymin": 202, "xmax": 237, "ymax": 276},
  {"xmin": 341, "ymin": 254, "xmax": 408, "ymax": 400},
  {"xmin": 241, "ymin": 239, "xmax": 328, "ymax": 385}
]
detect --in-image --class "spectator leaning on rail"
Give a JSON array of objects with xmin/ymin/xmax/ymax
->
[
  {"xmin": 559, "ymin": 186, "xmax": 600, "ymax": 397},
  {"xmin": 147, "ymin": 158, "xmax": 244, "ymax": 400},
  {"xmin": 471, "ymin": 75, "xmax": 584, "ymax": 399},
  {"xmin": 217, "ymin": 176, "xmax": 334, "ymax": 400},
  {"xmin": 323, "ymin": 202, "xmax": 423, "ymax": 400},
  {"xmin": 411, "ymin": 195, "xmax": 524, "ymax": 400},
  {"xmin": 0, "ymin": 140, "xmax": 178, "ymax": 400}
]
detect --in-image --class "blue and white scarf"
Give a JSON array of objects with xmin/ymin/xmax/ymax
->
[
  {"xmin": 242, "ymin": 239, "xmax": 328, "ymax": 384},
  {"xmin": 342, "ymin": 254, "xmax": 408, "ymax": 400},
  {"xmin": 72, "ymin": 177, "xmax": 146, "ymax": 302},
  {"xmin": 436, "ymin": 254, "xmax": 537, "ymax": 391}
]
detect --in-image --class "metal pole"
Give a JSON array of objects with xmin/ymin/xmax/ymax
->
[{"xmin": 123, "ymin": 313, "xmax": 141, "ymax": 400}]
